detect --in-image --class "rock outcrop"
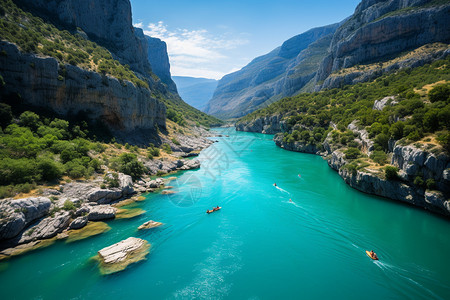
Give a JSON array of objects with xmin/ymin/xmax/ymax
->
[
  {"xmin": 316, "ymin": 0, "xmax": 450, "ymax": 89},
  {"xmin": 16, "ymin": 212, "xmax": 71, "ymax": 245},
  {"xmin": 145, "ymin": 35, "xmax": 177, "ymax": 93},
  {"xmin": 236, "ymin": 115, "xmax": 284, "ymax": 134},
  {"xmin": 205, "ymin": 23, "xmax": 340, "ymax": 119},
  {"xmin": 0, "ymin": 42, "xmax": 166, "ymax": 135},
  {"xmin": 273, "ymin": 133, "xmax": 320, "ymax": 154},
  {"xmin": 86, "ymin": 205, "xmax": 117, "ymax": 221},
  {"xmin": 0, "ymin": 197, "xmax": 51, "ymax": 240},
  {"xmin": 97, "ymin": 237, "xmax": 150, "ymax": 274},
  {"xmin": 69, "ymin": 216, "xmax": 89, "ymax": 230},
  {"xmin": 391, "ymin": 143, "xmax": 450, "ymax": 195},
  {"xmin": 144, "ymin": 159, "xmax": 201, "ymax": 175},
  {"xmin": 373, "ymin": 96, "xmax": 397, "ymax": 111},
  {"xmin": 138, "ymin": 220, "xmax": 163, "ymax": 230}
]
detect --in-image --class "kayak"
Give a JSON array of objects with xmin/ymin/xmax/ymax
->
[
  {"xmin": 207, "ymin": 207, "xmax": 221, "ymax": 214},
  {"xmin": 366, "ymin": 250, "xmax": 378, "ymax": 260}
]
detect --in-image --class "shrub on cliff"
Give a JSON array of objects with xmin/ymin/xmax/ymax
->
[
  {"xmin": 426, "ymin": 178, "xmax": 436, "ymax": 190},
  {"xmin": 147, "ymin": 145, "xmax": 160, "ymax": 157},
  {"xmin": 384, "ymin": 166, "xmax": 398, "ymax": 180},
  {"xmin": 104, "ymin": 173, "xmax": 119, "ymax": 188},
  {"xmin": 429, "ymin": 84, "xmax": 450, "ymax": 103},
  {"xmin": 344, "ymin": 147, "xmax": 361, "ymax": 159},
  {"xmin": 162, "ymin": 143, "xmax": 172, "ymax": 154},
  {"xmin": 110, "ymin": 153, "xmax": 144, "ymax": 179},
  {"xmin": 370, "ymin": 150, "xmax": 387, "ymax": 165}
]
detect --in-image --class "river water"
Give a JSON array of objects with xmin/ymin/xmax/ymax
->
[{"xmin": 1, "ymin": 128, "xmax": 449, "ymax": 299}]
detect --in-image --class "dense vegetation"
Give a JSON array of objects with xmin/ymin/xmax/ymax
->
[
  {"xmin": 239, "ymin": 56, "xmax": 449, "ymax": 180},
  {"xmin": 241, "ymin": 56, "xmax": 449, "ymax": 152},
  {"xmin": 0, "ymin": 104, "xmax": 176, "ymax": 199},
  {"xmin": 161, "ymin": 94, "xmax": 223, "ymax": 128}
]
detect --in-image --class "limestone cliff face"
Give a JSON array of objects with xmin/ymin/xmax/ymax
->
[
  {"xmin": 0, "ymin": 42, "xmax": 166, "ymax": 133},
  {"xmin": 235, "ymin": 115, "xmax": 284, "ymax": 134},
  {"xmin": 144, "ymin": 34, "xmax": 177, "ymax": 94},
  {"xmin": 16, "ymin": 0, "xmax": 152, "ymax": 77},
  {"xmin": 205, "ymin": 23, "xmax": 340, "ymax": 119},
  {"xmin": 316, "ymin": 0, "xmax": 450, "ymax": 88},
  {"xmin": 391, "ymin": 144, "xmax": 450, "ymax": 195}
]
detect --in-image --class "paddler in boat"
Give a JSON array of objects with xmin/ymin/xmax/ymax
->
[
  {"xmin": 273, "ymin": 183, "xmax": 277, "ymax": 186},
  {"xmin": 369, "ymin": 250, "xmax": 378, "ymax": 260}
]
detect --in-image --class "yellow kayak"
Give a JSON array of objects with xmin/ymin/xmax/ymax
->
[
  {"xmin": 206, "ymin": 207, "xmax": 221, "ymax": 214},
  {"xmin": 366, "ymin": 250, "xmax": 378, "ymax": 260}
]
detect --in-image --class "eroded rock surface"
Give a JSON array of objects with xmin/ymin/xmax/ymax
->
[{"xmin": 97, "ymin": 237, "xmax": 150, "ymax": 274}]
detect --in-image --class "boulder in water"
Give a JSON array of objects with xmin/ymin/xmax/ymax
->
[{"xmin": 97, "ymin": 237, "xmax": 150, "ymax": 275}]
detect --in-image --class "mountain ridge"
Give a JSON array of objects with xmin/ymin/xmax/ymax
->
[
  {"xmin": 205, "ymin": 23, "xmax": 340, "ymax": 119},
  {"xmin": 172, "ymin": 76, "xmax": 218, "ymax": 111}
]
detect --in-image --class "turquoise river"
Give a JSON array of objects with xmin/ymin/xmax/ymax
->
[{"xmin": 1, "ymin": 128, "xmax": 449, "ymax": 299}]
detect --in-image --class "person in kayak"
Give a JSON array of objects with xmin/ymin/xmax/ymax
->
[
  {"xmin": 273, "ymin": 183, "xmax": 277, "ymax": 186},
  {"xmin": 369, "ymin": 250, "xmax": 378, "ymax": 259}
]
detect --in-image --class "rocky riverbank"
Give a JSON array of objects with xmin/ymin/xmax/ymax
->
[
  {"xmin": 237, "ymin": 118, "xmax": 450, "ymax": 217},
  {"xmin": 0, "ymin": 131, "xmax": 214, "ymax": 260}
]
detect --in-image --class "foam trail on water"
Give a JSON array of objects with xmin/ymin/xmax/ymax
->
[{"xmin": 275, "ymin": 186, "xmax": 290, "ymax": 194}]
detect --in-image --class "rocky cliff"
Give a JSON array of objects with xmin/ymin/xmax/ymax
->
[
  {"xmin": 316, "ymin": 0, "xmax": 450, "ymax": 89},
  {"xmin": 144, "ymin": 34, "xmax": 178, "ymax": 94},
  {"xmin": 0, "ymin": 41, "xmax": 166, "ymax": 135},
  {"xmin": 15, "ymin": 0, "xmax": 152, "ymax": 78},
  {"xmin": 205, "ymin": 23, "xmax": 340, "ymax": 119}
]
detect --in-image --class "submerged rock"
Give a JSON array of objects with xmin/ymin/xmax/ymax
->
[
  {"xmin": 97, "ymin": 237, "xmax": 150, "ymax": 275},
  {"xmin": 138, "ymin": 220, "xmax": 163, "ymax": 230},
  {"xmin": 116, "ymin": 208, "xmax": 145, "ymax": 219},
  {"xmin": 66, "ymin": 222, "xmax": 111, "ymax": 243},
  {"xmin": 0, "ymin": 237, "xmax": 57, "ymax": 261}
]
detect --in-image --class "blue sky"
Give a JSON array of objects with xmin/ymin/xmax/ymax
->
[{"xmin": 130, "ymin": 0, "xmax": 361, "ymax": 79}]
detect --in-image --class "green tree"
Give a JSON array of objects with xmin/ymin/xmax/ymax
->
[
  {"xmin": 19, "ymin": 111, "xmax": 41, "ymax": 130},
  {"xmin": 37, "ymin": 158, "xmax": 62, "ymax": 181},
  {"xmin": 428, "ymin": 84, "xmax": 450, "ymax": 103},
  {"xmin": 384, "ymin": 166, "xmax": 398, "ymax": 180},
  {"xmin": 111, "ymin": 153, "xmax": 144, "ymax": 179}
]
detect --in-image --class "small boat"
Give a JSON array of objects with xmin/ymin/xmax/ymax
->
[
  {"xmin": 366, "ymin": 250, "xmax": 378, "ymax": 260},
  {"xmin": 206, "ymin": 207, "xmax": 221, "ymax": 214}
]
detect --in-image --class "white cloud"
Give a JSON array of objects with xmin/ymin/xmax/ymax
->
[
  {"xmin": 143, "ymin": 21, "xmax": 248, "ymax": 79},
  {"xmin": 133, "ymin": 22, "xmax": 144, "ymax": 29}
]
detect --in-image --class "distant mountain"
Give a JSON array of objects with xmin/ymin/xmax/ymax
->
[
  {"xmin": 204, "ymin": 23, "xmax": 340, "ymax": 119},
  {"xmin": 172, "ymin": 76, "xmax": 218, "ymax": 111}
]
